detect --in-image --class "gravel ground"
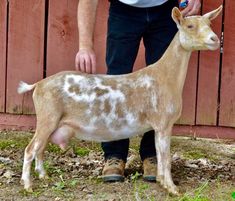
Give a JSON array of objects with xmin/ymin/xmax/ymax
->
[{"xmin": 0, "ymin": 131, "xmax": 234, "ymax": 201}]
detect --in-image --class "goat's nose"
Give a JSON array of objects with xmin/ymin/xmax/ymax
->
[{"xmin": 210, "ymin": 35, "xmax": 219, "ymax": 43}]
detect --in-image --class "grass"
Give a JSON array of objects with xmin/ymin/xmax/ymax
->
[
  {"xmin": 0, "ymin": 139, "xmax": 28, "ymax": 150},
  {"xmin": 47, "ymin": 143, "xmax": 63, "ymax": 154},
  {"xmin": 73, "ymin": 146, "xmax": 90, "ymax": 156},
  {"xmin": 183, "ymin": 149, "xmax": 208, "ymax": 160},
  {"xmin": 177, "ymin": 181, "xmax": 211, "ymax": 201},
  {"xmin": 165, "ymin": 180, "xmax": 234, "ymax": 201},
  {"xmin": 1, "ymin": 132, "xmax": 234, "ymax": 201},
  {"xmin": 120, "ymin": 180, "xmax": 233, "ymax": 201}
]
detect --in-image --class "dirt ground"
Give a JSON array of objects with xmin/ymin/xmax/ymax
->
[{"xmin": 0, "ymin": 131, "xmax": 234, "ymax": 201}]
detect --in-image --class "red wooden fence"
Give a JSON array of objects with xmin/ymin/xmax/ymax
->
[{"xmin": 0, "ymin": 0, "xmax": 235, "ymax": 139}]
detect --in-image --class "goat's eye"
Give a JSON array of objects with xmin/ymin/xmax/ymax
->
[{"xmin": 187, "ymin": 25, "xmax": 194, "ymax": 29}]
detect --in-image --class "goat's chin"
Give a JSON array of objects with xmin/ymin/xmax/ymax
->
[{"xmin": 205, "ymin": 43, "xmax": 220, "ymax": 51}]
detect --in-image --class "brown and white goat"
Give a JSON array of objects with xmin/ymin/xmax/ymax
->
[{"xmin": 18, "ymin": 6, "xmax": 222, "ymax": 195}]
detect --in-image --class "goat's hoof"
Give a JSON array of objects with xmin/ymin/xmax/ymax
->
[
  {"xmin": 24, "ymin": 187, "xmax": 33, "ymax": 193},
  {"xmin": 20, "ymin": 179, "xmax": 24, "ymax": 185},
  {"xmin": 157, "ymin": 175, "xmax": 164, "ymax": 185},
  {"xmin": 39, "ymin": 174, "xmax": 49, "ymax": 180},
  {"xmin": 21, "ymin": 178, "xmax": 33, "ymax": 192},
  {"xmin": 168, "ymin": 186, "xmax": 180, "ymax": 196}
]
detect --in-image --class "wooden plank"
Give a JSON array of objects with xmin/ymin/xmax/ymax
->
[
  {"xmin": 46, "ymin": 0, "xmax": 79, "ymax": 75},
  {"xmin": 46, "ymin": 0, "xmax": 146, "ymax": 75},
  {"xmin": 6, "ymin": 0, "xmax": 45, "ymax": 114},
  {"xmin": 0, "ymin": 0, "xmax": 7, "ymax": 112},
  {"xmin": 173, "ymin": 125, "xmax": 235, "ymax": 139},
  {"xmin": 219, "ymin": 0, "xmax": 235, "ymax": 127},
  {"xmin": 0, "ymin": 113, "xmax": 36, "ymax": 131},
  {"xmin": 177, "ymin": 52, "xmax": 198, "ymax": 125},
  {"xmin": 196, "ymin": 0, "xmax": 223, "ymax": 125}
]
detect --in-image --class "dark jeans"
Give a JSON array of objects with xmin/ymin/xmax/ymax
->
[{"xmin": 102, "ymin": 0, "xmax": 178, "ymax": 162}]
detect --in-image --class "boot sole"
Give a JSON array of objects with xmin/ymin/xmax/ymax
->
[
  {"xmin": 102, "ymin": 174, "xmax": 124, "ymax": 182},
  {"xmin": 143, "ymin": 175, "xmax": 156, "ymax": 182}
]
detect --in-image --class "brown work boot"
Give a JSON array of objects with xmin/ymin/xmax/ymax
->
[
  {"xmin": 143, "ymin": 156, "xmax": 157, "ymax": 182},
  {"xmin": 102, "ymin": 158, "xmax": 125, "ymax": 182}
]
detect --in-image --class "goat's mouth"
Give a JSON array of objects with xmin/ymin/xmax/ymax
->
[{"xmin": 205, "ymin": 42, "xmax": 220, "ymax": 50}]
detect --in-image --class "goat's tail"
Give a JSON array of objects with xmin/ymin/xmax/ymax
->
[{"xmin": 17, "ymin": 81, "xmax": 36, "ymax": 94}]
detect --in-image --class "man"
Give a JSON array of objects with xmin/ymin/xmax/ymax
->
[{"xmin": 75, "ymin": 0, "xmax": 201, "ymax": 182}]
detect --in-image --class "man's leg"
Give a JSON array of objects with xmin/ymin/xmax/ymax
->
[
  {"xmin": 102, "ymin": 1, "xmax": 146, "ymax": 182},
  {"xmin": 140, "ymin": 0, "xmax": 178, "ymax": 181}
]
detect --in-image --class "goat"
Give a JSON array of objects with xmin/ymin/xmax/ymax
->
[{"xmin": 18, "ymin": 6, "xmax": 222, "ymax": 195}]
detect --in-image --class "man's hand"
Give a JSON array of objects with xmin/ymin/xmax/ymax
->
[
  {"xmin": 76, "ymin": 0, "xmax": 98, "ymax": 74},
  {"xmin": 181, "ymin": 0, "xmax": 201, "ymax": 17},
  {"xmin": 75, "ymin": 49, "xmax": 96, "ymax": 74}
]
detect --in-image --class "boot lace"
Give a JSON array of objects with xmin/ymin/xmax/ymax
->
[
  {"xmin": 148, "ymin": 156, "xmax": 157, "ymax": 165},
  {"xmin": 106, "ymin": 158, "xmax": 123, "ymax": 166}
]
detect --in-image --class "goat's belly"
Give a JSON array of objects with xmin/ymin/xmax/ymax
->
[{"xmin": 74, "ymin": 122, "xmax": 151, "ymax": 142}]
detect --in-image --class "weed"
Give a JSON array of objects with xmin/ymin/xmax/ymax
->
[
  {"xmin": 131, "ymin": 172, "xmax": 150, "ymax": 201},
  {"xmin": 0, "ymin": 139, "xmax": 27, "ymax": 150},
  {"xmin": 176, "ymin": 181, "xmax": 210, "ymax": 201},
  {"xmin": 68, "ymin": 179, "xmax": 79, "ymax": 188},
  {"xmin": 183, "ymin": 149, "xmax": 207, "ymax": 160},
  {"xmin": 47, "ymin": 143, "xmax": 62, "ymax": 154},
  {"xmin": 133, "ymin": 182, "xmax": 150, "ymax": 201},
  {"xmin": 19, "ymin": 189, "xmax": 42, "ymax": 197},
  {"xmin": 131, "ymin": 171, "xmax": 141, "ymax": 182},
  {"xmin": 53, "ymin": 181, "xmax": 66, "ymax": 190},
  {"xmin": 73, "ymin": 146, "xmax": 90, "ymax": 156},
  {"xmin": 231, "ymin": 191, "xmax": 235, "ymax": 199}
]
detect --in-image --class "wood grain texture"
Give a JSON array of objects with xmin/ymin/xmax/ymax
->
[
  {"xmin": 6, "ymin": 0, "xmax": 45, "ymax": 114},
  {"xmin": 46, "ymin": 0, "xmax": 78, "ymax": 75},
  {"xmin": 219, "ymin": 0, "xmax": 235, "ymax": 127},
  {"xmin": 177, "ymin": 52, "xmax": 198, "ymax": 125},
  {"xmin": 196, "ymin": 0, "xmax": 223, "ymax": 125}
]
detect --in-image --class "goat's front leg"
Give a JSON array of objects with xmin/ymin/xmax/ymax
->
[{"xmin": 155, "ymin": 126, "xmax": 179, "ymax": 195}]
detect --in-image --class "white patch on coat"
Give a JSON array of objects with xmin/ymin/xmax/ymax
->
[
  {"xmin": 63, "ymin": 74, "xmax": 125, "ymax": 103},
  {"xmin": 166, "ymin": 103, "xmax": 175, "ymax": 114},
  {"xmin": 151, "ymin": 91, "xmax": 158, "ymax": 112},
  {"xmin": 125, "ymin": 112, "xmax": 136, "ymax": 124},
  {"xmin": 135, "ymin": 75, "xmax": 154, "ymax": 88}
]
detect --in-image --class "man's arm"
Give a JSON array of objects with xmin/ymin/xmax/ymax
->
[
  {"xmin": 181, "ymin": 0, "xmax": 201, "ymax": 17},
  {"xmin": 75, "ymin": 0, "xmax": 98, "ymax": 74}
]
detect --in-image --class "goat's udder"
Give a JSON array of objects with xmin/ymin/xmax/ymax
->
[{"xmin": 50, "ymin": 126, "xmax": 74, "ymax": 150}]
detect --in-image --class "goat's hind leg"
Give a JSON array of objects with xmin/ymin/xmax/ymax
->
[
  {"xmin": 21, "ymin": 119, "xmax": 58, "ymax": 191},
  {"xmin": 21, "ymin": 134, "xmax": 45, "ymax": 191},
  {"xmin": 154, "ymin": 126, "xmax": 179, "ymax": 195}
]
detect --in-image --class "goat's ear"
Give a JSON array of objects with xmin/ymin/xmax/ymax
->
[
  {"xmin": 172, "ymin": 7, "xmax": 184, "ymax": 27},
  {"xmin": 203, "ymin": 5, "xmax": 223, "ymax": 21}
]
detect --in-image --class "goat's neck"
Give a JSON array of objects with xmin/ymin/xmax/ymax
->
[{"xmin": 152, "ymin": 32, "xmax": 192, "ymax": 93}]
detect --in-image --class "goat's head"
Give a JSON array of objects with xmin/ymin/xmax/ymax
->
[{"xmin": 172, "ymin": 6, "xmax": 223, "ymax": 51}]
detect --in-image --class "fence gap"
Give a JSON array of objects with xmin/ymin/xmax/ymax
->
[
  {"xmin": 216, "ymin": 0, "xmax": 226, "ymax": 126},
  {"xmin": 43, "ymin": 0, "xmax": 49, "ymax": 78},
  {"xmin": 4, "ymin": 0, "xmax": 9, "ymax": 113}
]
